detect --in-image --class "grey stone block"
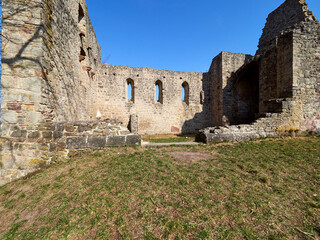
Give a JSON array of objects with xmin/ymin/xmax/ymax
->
[
  {"xmin": 106, "ymin": 136, "xmax": 126, "ymax": 147},
  {"xmin": 42, "ymin": 131, "xmax": 53, "ymax": 139},
  {"xmin": 57, "ymin": 124, "xmax": 65, "ymax": 132},
  {"xmin": 49, "ymin": 143, "xmax": 57, "ymax": 152},
  {"xmin": 2, "ymin": 111, "xmax": 18, "ymax": 124},
  {"xmin": 66, "ymin": 137, "xmax": 87, "ymax": 149},
  {"xmin": 11, "ymin": 130, "xmax": 27, "ymax": 138},
  {"xmin": 53, "ymin": 131, "xmax": 63, "ymax": 139},
  {"xmin": 28, "ymin": 131, "xmax": 40, "ymax": 139},
  {"xmin": 87, "ymin": 136, "xmax": 106, "ymax": 148},
  {"xmin": 78, "ymin": 124, "xmax": 91, "ymax": 132},
  {"xmin": 126, "ymin": 135, "xmax": 141, "ymax": 146}
]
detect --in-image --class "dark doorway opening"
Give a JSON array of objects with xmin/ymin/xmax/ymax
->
[{"xmin": 234, "ymin": 61, "xmax": 259, "ymax": 124}]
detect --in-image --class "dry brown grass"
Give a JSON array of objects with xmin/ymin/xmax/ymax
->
[{"xmin": 0, "ymin": 137, "xmax": 319, "ymax": 239}]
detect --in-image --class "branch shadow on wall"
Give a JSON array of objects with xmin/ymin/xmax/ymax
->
[{"xmin": 1, "ymin": 0, "xmax": 91, "ymax": 122}]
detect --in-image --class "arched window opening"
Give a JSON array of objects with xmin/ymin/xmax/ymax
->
[
  {"xmin": 155, "ymin": 80, "xmax": 163, "ymax": 104},
  {"xmin": 79, "ymin": 47, "xmax": 86, "ymax": 62},
  {"xmin": 127, "ymin": 79, "xmax": 134, "ymax": 103},
  {"xmin": 78, "ymin": 4, "xmax": 85, "ymax": 23},
  {"xmin": 182, "ymin": 82, "xmax": 189, "ymax": 105}
]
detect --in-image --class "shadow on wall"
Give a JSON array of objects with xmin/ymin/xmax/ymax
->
[
  {"xmin": 222, "ymin": 60, "xmax": 260, "ymax": 125},
  {"xmin": 181, "ymin": 72, "xmax": 212, "ymax": 134},
  {"xmin": 1, "ymin": 0, "xmax": 93, "ymax": 124}
]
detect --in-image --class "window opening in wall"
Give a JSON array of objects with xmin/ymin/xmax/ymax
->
[
  {"xmin": 79, "ymin": 47, "xmax": 86, "ymax": 62},
  {"xmin": 155, "ymin": 80, "xmax": 163, "ymax": 104},
  {"xmin": 182, "ymin": 81, "xmax": 189, "ymax": 105},
  {"xmin": 78, "ymin": 4, "xmax": 86, "ymax": 35},
  {"xmin": 127, "ymin": 79, "xmax": 134, "ymax": 103},
  {"xmin": 78, "ymin": 4, "xmax": 85, "ymax": 23},
  {"xmin": 200, "ymin": 90, "xmax": 204, "ymax": 105}
]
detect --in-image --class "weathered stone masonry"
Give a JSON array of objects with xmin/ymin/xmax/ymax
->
[
  {"xmin": 197, "ymin": 0, "xmax": 320, "ymax": 143},
  {"xmin": 0, "ymin": 0, "xmax": 140, "ymax": 185},
  {"xmin": 0, "ymin": 0, "xmax": 319, "ymax": 184},
  {"xmin": 94, "ymin": 65, "xmax": 212, "ymax": 134}
]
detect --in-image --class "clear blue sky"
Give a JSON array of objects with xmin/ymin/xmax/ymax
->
[{"xmin": 86, "ymin": 0, "xmax": 320, "ymax": 72}]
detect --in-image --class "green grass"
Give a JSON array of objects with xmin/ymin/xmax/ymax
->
[
  {"xmin": 142, "ymin": 135, "xmax": 195, "ymax": 143},
  {"xmin": 0, "ymin": 137, "xmax": 319, "ymax": 239}
]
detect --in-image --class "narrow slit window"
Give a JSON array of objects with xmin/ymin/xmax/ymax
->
[
  {"xmin": 78, "ymin": 4, "xmax": 85, "ymax": 23},
  {"xmin": 155, "ymin": 80, "xmax": 163, "ymax": 104},
  {"xmin": 127, "ymin": 79, "xmax": 134, "ymax": 103},
  {"xmin": 182, "ymin": 81, "xmax": 189, "ymax": 105},
  {"xmin": 200, "ymin": 90, "xmax": 204, "ymax": 105},
  {"xmin": 79, "ymin": 47, "xmax": 86, "ymax": 62}
]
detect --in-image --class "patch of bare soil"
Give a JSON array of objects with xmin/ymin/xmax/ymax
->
[{"xmin": 169, "ymin": 152, "xmax": 215, "ymax": 163}]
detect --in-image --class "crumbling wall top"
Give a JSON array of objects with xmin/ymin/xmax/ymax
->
[{"xmin": 257, "ymin": 0, "xmax": 318, "ymax": 54}]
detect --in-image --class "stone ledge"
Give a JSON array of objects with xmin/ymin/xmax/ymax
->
[
  {"xmin": 65, "ymin": 134, "xmax": 141, "ymax": 149},
  {"xmin": 196, "ymin": 131, "xmax": 277, "ymax": 143}
]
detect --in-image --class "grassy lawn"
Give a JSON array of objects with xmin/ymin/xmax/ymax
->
[
  {"xmin": 0, "ymin": 137, "xmax": 319, "ymax": 239},
  {"xmin": 142, "ymin": 134, "xmax": 195, "ymax": 143}
]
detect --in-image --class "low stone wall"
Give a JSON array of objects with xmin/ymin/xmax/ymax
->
[
  {"xmin": 196, "ymin": 124, "xmax": 278, "ymax": 143},
  {"xmin": 196, "ymin": 110, "xmax": 320, "ymax": 144},
  {"xmin": 0, "ymin": 120, "xmax": 141, "ymax": 185}
]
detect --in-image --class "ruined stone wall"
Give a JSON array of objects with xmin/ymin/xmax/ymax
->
[
  {"xmin": 1, "ymin": 0, "xmax": 44, "ymax": 137},
  {"xmin": 41, "ymin": 0, "xmax": 101, "ymax": 122},
  {"xmin": 1, "ymin": 0, "xmax": 320, "ymax": 183},
  {"xmin": 257, "ymin": 0, "xmax": 317, "ymax": 114},
  {"xmin": 209, "ymin": 52, "xmax": 251, "ymax": 126},
  {"xmin": 0, "ymin": 0, "xmax": 138, "ymax": 186},
  {"xmin": 93, "ymin": 65, "xmax": 212, "ymax": 134},
  {"xmin": 1, "ymin": 0, "xmax": 100, "ymax": 135},
  {"xmin": 0, "ymin": 120, "xmax": 140, "ymax": 185},
  {"xmin": 209, "ymin": 54, "xmax": 222, "ymax": 126},
  {"xmin": 0, "ymin": 0, "xmax": 50, "ymax": 184},
  {"xmin": 220, "ymin": 53, "xmax": 253, "ymax": 125},
  {"xmin": 293, "ymin": 21, "xmax": 320, "ymax": 132},
  {"xmin": 198, "ymin": 0, "xmax": 320, "ymax": 144},
  {"xmin": 257, "ymin": 1, "xmax": 320, "ymax": 132},
  {"xmin": 257, "ymin": 0, "xmax": 316, "ymax": 55},
  {"xmin": 259, "ymin": 32, "xmax": 294, "ymax": 115}
]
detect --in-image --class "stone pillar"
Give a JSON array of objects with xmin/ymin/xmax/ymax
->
[{"xmin": 128, "ymin": 114, "xmax": 139, "ymax": 134}]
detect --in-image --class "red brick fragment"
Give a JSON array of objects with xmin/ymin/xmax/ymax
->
[
  {"xmin": 7, "ymin": 103, "xmax": 22, "ymax": 111},
  {"xmin": 171, "ymin": 126, "xmax": 180, "ymax": 133}
]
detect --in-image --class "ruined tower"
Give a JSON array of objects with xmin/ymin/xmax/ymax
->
[{"xmin": 198, "ymin": 0, "xmax": 320, "ymax": 142}]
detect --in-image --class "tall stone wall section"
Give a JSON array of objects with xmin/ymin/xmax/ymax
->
[
  {"xmin": 1, "ymin": 0, "xmax": 101, "ymax": 135},
  {"xmin": 208, "ymin": 54, "xmax": 222, "ymax": 126},
  {"xmin": 209, "ymin": 52, "xmax": 253, "ymax": 126},
  {"xmin": 259, "ymin": 32, "xmax": 294, "ymax": 115},
  {"xmin": 41, "ymin": 0, "xmax": 101, "ymax": 122},
  {"xmin": 293, "ymin": 21, "xmax": 320, "ymax": 132},
  {"xmin": 93, "ymin": 65, "xmax": 212, "ymax": 134},
  {"xmin": 0, "ymin": 0, "xmax": 47, "ymax": 184},
  {"xmin": 1, "ymin": 0, "xmax": 44, "ymax": 138},
  {"xmin": 0, "ymin": 0, "xmax": 138, "ymax": 185},
  {"xmin": 257, "ymin": 0, "xmax": 320, "ymax": 132}
]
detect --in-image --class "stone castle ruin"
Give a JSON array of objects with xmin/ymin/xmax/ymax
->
[{"xmin": 0, "ymin": 0, "xmax": 319, "ymax": 184}]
